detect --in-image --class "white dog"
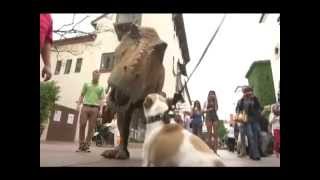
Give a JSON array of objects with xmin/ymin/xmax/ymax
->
[{"xmin": 142, "ymin": 93, "xmax": 224, "ymax": 167}]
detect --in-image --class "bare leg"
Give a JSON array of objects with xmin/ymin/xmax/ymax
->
[
  {"xmin": 212, "ymin": 121, "xmax": 219, "ymax": 153},
  {"xmin": 206, "ymin": 120, "xmax": 213, "ymax": 149}
]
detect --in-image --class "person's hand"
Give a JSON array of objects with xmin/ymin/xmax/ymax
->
[
  {"xmin": 76, "ymin": 101, "xmax": 81, "ymax": 111},
  {"xmin": 42, "ymin": 65, "xmax": 52, "ymax": 81},
  {"xmin": 99, "ymin": 109, "xmax": 103, "ymax": 117}
]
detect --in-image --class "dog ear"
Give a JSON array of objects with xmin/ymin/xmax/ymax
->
[{"xmin": 143, "ymin": 96, "xmax": 153, "ymax": 109}]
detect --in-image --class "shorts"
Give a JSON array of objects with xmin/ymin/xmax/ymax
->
[{"xmin": 206, "ymin": 111, "xmax": 219, "ymax": 122}]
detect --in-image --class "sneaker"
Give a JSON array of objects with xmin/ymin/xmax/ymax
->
[
  {"xmin": 82, "ymin": 143, "xmax": 91, "ymax": 153},
  {"xmin": 76, "ymin": 143, "xmax": 86, "ymax": 152}
]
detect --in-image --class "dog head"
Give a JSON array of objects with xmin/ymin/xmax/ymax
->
[{"xmin": 143, "ymin": 93, "xmax": 168, "ymax": 120}]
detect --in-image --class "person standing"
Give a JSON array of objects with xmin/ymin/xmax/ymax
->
[
  {"xmin": 236, "ymin": 86, "xmax": 262, "ymax": 160},
  {"xmin": 190, "ymin": 100, "xmax": 204, "ymax": 137},
  {"xmin": 183, "ymin": 111, "xmax": 192, "ymax": 132},
  {"xmin": 270, "ymin": 102, "xmax": 280, "ymax": 158},
  {"xmin": 40, "ymin": 13, "xmax": 53, "ymax": 81},
  {"xmin": 227, "ymin": 123, "xmax": 236, "ymax": 152},
  {"xmin": 76, "ymin": 70, "xmax": 105, "ymax": 152},
  {"xmin": 203, "ymin": 90, "xmax": 219, "ymax": 153}
]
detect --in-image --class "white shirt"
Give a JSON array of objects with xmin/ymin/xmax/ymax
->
[
  {"xmin": 269, "ymin": 111, "xmax": 280, "ymax": 135},
  {"xmin": 227, "ymin": 126, "xmax": 235, "ymax": 138}
]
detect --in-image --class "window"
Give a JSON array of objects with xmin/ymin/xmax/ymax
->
[
  {"xmin": 64, "ymin": 59, "xmax": 72, "ymax": 74},
  {"xmin": 54, "ymin": 60, "xmax": 62, "ymax": 75},
  {"xmin": 116, "ymin": 14, "xmax": 142, "ymax": 25},
  {"xmin": 75, "ymin": 58, "xmax": 83, "ymax": 73},
  {"xmin": 100, "ymin": 53, "xmax": 115, "ymax": 73}
]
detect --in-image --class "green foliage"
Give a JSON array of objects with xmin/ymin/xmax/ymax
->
[
  {"xmin": 247, "ymin": 61, "xmax": 276, "ymax": 107},
  {"xmin": 217, "ymin": 120, "xmax": 227, "ymax": 140},
  {"xmin": 40, "ymin": 81, "xmax": 60, "ymax": 125}
]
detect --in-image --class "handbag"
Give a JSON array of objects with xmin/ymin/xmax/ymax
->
[{"xmin": 235, "ymin": 111, "xmax": 248, "ymax": 123}]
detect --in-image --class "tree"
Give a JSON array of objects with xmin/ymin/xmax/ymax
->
[{"xmin": 40, "ymin": 81, "xmax": 60, "ymax": 125}]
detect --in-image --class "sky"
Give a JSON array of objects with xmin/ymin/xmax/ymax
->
[
  {"xmin": 51, "ymin": 13, "xmax": 280, "ymax": 121},
  {"xmin": 183, "ymin": 13, "xmax": 279, "ymax": 120}
]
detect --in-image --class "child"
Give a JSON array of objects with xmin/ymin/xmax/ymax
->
[{"xmin": 269, "ymin": 103, "xmax": 280, "ymax": 158}]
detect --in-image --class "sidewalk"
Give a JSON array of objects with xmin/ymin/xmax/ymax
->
[{"xmin": 40, "ymin": 141, "xmax": 280, "ymax": 167}]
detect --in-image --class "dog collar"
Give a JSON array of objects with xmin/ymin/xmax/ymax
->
[
  {"xmin": 146, "ymin": 110, "xmax": 176, "ymax": 124},
  {"xmin": 147, "ymin": 114, "xmax": 164, "ymax": 124}
]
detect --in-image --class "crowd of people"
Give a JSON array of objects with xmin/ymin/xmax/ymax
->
[{"xmin": 173, "ymin": 86, "xmax": 280, "ymax": 161}]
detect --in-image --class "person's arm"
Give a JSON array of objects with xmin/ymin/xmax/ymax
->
[
  {"xmin": 215, "ymin": 98, "xmax": 218, "ymax": 111},
  {"xmin": 41, "ymin": 42, "xmax": 52, "ymax": 81},
  {"xmin": 99, "ymin": 88, "xmax": 106, "ymax": 116},
  {"xmin": 202, "ymin": 101, "xmax": 213, "ymax": 113},
  {"xmin": 41, "ymin": 16, "xmax": 53, "ymax": 81}
]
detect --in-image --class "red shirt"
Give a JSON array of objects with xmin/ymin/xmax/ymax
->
[{"xmin": 40, "ymin": 14, "xmax": 53, "ymax": 49}]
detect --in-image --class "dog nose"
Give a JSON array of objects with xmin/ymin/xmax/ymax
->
[{"xmin": 143, "ymin": 97, "xmax": 153, "ymax": 109}]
